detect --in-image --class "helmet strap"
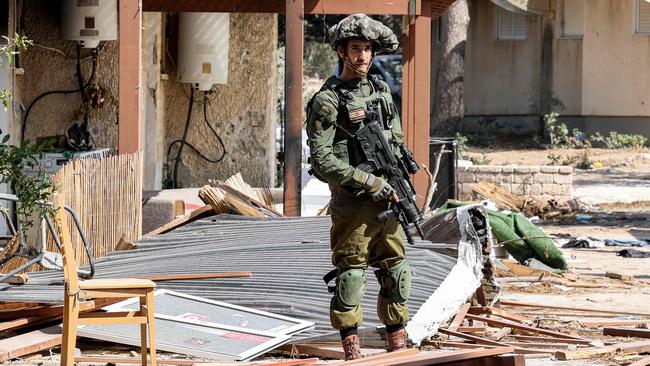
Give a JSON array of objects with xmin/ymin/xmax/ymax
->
[{"xmin": 342, "ymin": 53, "xmax": 372, "ymax": 77}]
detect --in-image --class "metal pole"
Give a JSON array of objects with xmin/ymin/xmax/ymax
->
[{"xmin": 283, "ymin": 0, "xmax": 304, "ymax": 216}]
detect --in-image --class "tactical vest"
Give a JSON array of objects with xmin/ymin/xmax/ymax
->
[{"xmin": 307, "ymin": 75, "xmax": 400, "ymax": 172}]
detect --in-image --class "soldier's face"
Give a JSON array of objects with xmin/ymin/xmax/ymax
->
[{"xmin": 339, "ymin": 39, "xmax": 373, "ymax": 72}]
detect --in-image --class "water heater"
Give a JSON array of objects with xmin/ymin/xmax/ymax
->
[
  {"xmin": 61, "ymin": 0, "xmax": 118, "ymax": 48},
  {"xmin": 178, "ymin": 12, "xmax": 230, "ymax": 91}
]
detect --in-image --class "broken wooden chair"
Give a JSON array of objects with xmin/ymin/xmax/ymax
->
[{"xmin": 55, "ymin": 203, "xmax": 157, "ymax": 366}]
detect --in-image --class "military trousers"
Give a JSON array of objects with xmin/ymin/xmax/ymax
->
[{"xmin": 329, "ymin": 197, "xmax": 409, "ymax": 329}]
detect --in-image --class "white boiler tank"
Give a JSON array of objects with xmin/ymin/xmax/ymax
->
[{"xmin": 61, "ymin": 0, "xmax": 118, "ymax": 48}]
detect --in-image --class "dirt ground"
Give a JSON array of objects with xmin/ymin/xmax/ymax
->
[{"xmin": 465, "ymin": 146, "xmax": 650, "ymax": 365}]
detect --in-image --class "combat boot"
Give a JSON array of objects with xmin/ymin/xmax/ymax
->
[
  {"xmin": 386, "ymin": 327, "xmax": 408, "ymax": 352},
  {"xmin": 341, "ymin": 334, "xmax": 362, "ymax": 360}
]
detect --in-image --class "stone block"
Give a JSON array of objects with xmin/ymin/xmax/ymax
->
[
  {"xmin": 511, "ymin": 183, "xmax": 527, "ymax": 196},
  {"xmin": 542, "ymin": 184, "xmax": 562, "ymax": 196},
  {"xmin": 501, "ymin": 166, "xmax": 515, "ymax": 173},
  {"xmin": 514, "ymin": 166, "xmax": 530, "ymax": 173},
  {"xmin": 540, "ymin": 166, "xmax": 559, "ymax": 173},
  {"xmin": 533, "ymin": 173, "xmax": 554, "ymax": 184},
  {"xmin": 496, "ymin": 173, "xmax": 514, "ymax": 184},
  {"xmin": 529, "ymin": 183, "xmax": 543, "ymax": 195},
  {"xmin": 553, "ymin": 173, "xmax": 572, "ymax": 184},
  {"xmin": 558, "ymin": 166, "xmax": 574, "ymax": 174},
  {"xmin": 527, "ymin": 166, "xmax": 541, "ymax": 173},
  {"xmin": 513, "ymin": 173, "xmax": 534, "ymax": 184},
  {"xmin": 475, "ymin": 173, "xmax": 496, "ymax": 183},
  {"xmin": 560, "ymin": 184, "xmax": 572, "ymax": 196},
  {"xmin": 458, "ymin": 172, "xmax": 475, "ymax": 183},
  {"xmin": 478, "ymin": 166, "xmax": 502, "ymax": 173}
]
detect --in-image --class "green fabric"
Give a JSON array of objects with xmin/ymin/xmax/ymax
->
[
  {"xmin": 328, "ymin": 14, "xmax": 399, "ymax": 53},
  {"xmin": 513, "ymin": 214, "xmax": 567, "ymax": 270},
  {"xmin": 329, "ymin": 199, "xmax": 408, "ymax": 329},
  {"xmin": 488, "ymin": 213, "xmax": 536, "ymax": 263}
]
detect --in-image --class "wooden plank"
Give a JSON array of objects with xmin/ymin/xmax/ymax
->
[
  {"xmin": 448, "ymin": 303, "xmax": 471, "ymax": 331},
  {"xmin": 0, "ymin": 302, "xmax": 41, "ymax": 311},
  {"xmin": 145, "ymin": 272, "xmax": 252, "ymax": 282},
  {"xmin": 436, "ymin": 354, "xmax": 525, "ymax": 366},
  {"xmin": 470, "ymin": 182, "xmax": 524, "ymax": 211},
  {"xmin": 603, "ymin": 327, "xmax": 650, "ymax": 339},
  {"xmin": 508, "ymin": 335, "xmax": 593, "ymax": 345},
  {"xmin": 334, "ymin": 348, "xmax": 418, "ymax": 365},
  {"xmin": 464, "ymin": 314, "xmax": 585, "ymax": 340},
  {"xmin": 629, "ymin": 355, "xmax": 650, "ymax": 366},
  {"xmin": 278, "ymin": 343, "xmax": 384, "ymax": 360},
  {"xmin": 439, "ymin": 328, "xmax": 510, "ymax": 347},
  {"xmin": 259, "ymin": 359, "xmax": 319, "ymax": 366},
  {"xmin": 0, "ymin": 325, "xmax": 61, "ymax": 362},
  {"xmin": 348, "ymin": 347, "xmax": 516, "ymax": 366},
  {"xmin": 468, "ymin": 307, "xmax": 531, "ymax": 323},
  {"xmin": 606, "ymin": 272, "xmax": 634, "ymax": 281},
  {"xmin": 75, "ymin": 357, "xmax": 204, "ymax": 365},
  {"xmin": 578, "ymin": 319, "xmax": 650, "ymax": 327},
  {"xmin": 424, "ymin": 340, "xmax": 550, "ymax": 356},
  {"xmin": 499, "ymin": 300, "xmax": 650, "ymax": 317},
  {"xmin": 0, "ymin": 300, "xmax": 98, "ymax": 320},
  {"xmin": 118, "ymin": 0, "xmax": 143, "ymax": 153},
  {"xmin": 554, "ymin": 341, "xmax": 650, "ymax": 361},
  {"xmin": 457, "ymin": 326, "xmax": 488, "ymax": 334},
  {"xmin": 144, "ymin": 205, "xmax": 214, "ymax": 237},
  {"xmin": 491, "ymin": 327, "xmax": 512, "ymax": 341}
]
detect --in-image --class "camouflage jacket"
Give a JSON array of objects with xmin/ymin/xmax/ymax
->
[{"xmin": 306, "ymin": 75, "xmax": 404, "ymax": 198}]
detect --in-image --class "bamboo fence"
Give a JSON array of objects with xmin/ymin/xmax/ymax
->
[{"xmin": 2, "ymin": 151, "xmax": 143, "ymax": 272}]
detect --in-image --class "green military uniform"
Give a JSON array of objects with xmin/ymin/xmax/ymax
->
[{"xmin": 306, "ymin": 73, "xmax": 410, "ymax": 329}]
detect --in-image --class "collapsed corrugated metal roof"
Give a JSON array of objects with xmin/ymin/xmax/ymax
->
[{"xmin": 0, "ymin": 213, "xmax": 482, "ymax": 341}]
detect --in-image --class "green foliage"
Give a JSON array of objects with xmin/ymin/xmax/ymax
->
[
  {"xmin": 454, "ymin": 132, "xmax": 469, "ymax": 160},
  {"xmin": 0, "ymin": 34, "xmax": 55, "ymax": 239},
  {"xmin": 590, "ymin": 131, "xmax": 648, "ymax": 150},
  {"xmin": 0, "ymin": 136, "xmax": 57, "ymax": 238},
  {"xmin": 303, "ymin": 41, "xmax": 338, "ymax": 79},
  {"xmin": 547, "ymin": 152, "xmax": 562, "ymax": 165},
  {"xmin": 469, "ymin": 153, "xmax": 492, "ymax": 165},
  {"xmin": 575, "ymin": 150, "xmax": 593, "ymax": 170}
]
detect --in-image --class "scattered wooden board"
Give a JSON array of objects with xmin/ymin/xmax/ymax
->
[
  {"xmin": 0, "ymin": 325, "xmax": 61, "ymax": 362},
  {"xmin": 555, "ymin": 341, "xmax": 650, "ymax": 360},
  {"xmin": 464, "ymin": 314, "xmax": 585, "ymax": 340},
  {"xmin": 629, "ymin": 355, "xmax": 650, "ymax": 366},
  {"xmin": 606, "ymin": 272, "xmax": 634, "ymax": 281},
  {"xmin": 144, "ymin": 205, "xmax": 215, "ymax": 237},
  {"xmin": 499, "ymin": 300, "xmax": 650, "ymax": 317},
  {"xmin": 468, "ymin": 306, "xmax": 532, "ymax": 323},
  {"xmin": 448, "ymin": 303, "xmax": 471, "ymax": 331},
  {"xmin": 604, "ymin": 327, "xmax": 650, "ymax": 339}
]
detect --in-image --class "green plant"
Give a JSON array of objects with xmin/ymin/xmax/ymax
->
[
  {"xmin": 469, "ymin": 153, "xmax": 492, "ymax": 165},
  {"xmin": 547, "ymin": 152, "xmax": 562, "ymax": 165},
  {"xmin": 0, "ymin": 35, "xmax": 56, "ymax": 239},
  {"xmin": 455, "ymin": 132, "xmax": 469, "ymax": 160},
  {"xmin": 601, "ymin": 131, "xmax": 647, "ymax": 150},
  {"xmin": 575, "ymin": 150, "xmax": 593, "ymax": 170}
]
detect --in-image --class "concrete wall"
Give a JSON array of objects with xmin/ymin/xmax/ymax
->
[
  {"xmin": 19, "ymin": 0, "xmax": 119, "ymax": 148},
  {"xmin": 465, "ymin": 0, "xmax": 544, "ymax": 115},
  {"xmin": 14, "ymin": 3, "xmax": 278, "ymax": 190},
  {"xmin": 581, "ymin": 0, "xmax": 650, "ymax": 117},
  {"xmin": 162, "ymin": 13, "xmax": 278, "ymax": 188}
]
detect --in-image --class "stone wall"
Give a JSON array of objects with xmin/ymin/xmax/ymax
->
[{"xmin": 457, "ymin": 165, "xmax": 573, "ymax": 201}]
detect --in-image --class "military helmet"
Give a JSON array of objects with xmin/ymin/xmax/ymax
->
[{"xmin": 328, "ymin": 14, "xmax": 398, "ymax": 54}]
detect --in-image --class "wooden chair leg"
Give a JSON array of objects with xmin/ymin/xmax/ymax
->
[
  {"xmin": 146, "ymin": 290, "xmax": 157, "ymax": 366},
  {"xmin": 61, "ymin": 294, "xmax": 80, "ymax": 366},
  {"xmin": 140, "ymin": 296, "xmax": 148, "ymax": 366}
]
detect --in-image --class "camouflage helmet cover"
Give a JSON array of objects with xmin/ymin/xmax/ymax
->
[{"xmin": 328, "ymin": 14, "xmax": 398, "ymax": 54}]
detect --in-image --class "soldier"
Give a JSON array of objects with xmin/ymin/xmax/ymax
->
[{"xmin": 306, "ymin": 14, "xmax": 412, "ymax": 360}]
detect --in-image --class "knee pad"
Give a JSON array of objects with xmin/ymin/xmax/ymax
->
[
  {"xmin": 335, "ymin": 268, "xmax": 368, "ymax": 310},
  {"xmin": 375, "ymin": 260, "xmax": 412, "ymax": 304}
]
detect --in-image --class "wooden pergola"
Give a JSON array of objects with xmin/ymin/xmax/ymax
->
[{"xmin": 119, "ymin": 0, "xmax": 457, "ymax": 216}]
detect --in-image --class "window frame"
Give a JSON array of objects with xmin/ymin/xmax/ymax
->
[
  {"xmin": 557, "ymin": 0, "xmax": 584, "ymax": 39},
  {"xmin": 636, "ymin": 0, "xmax": 650, "ymax": 35},
  {"xmin": 495, "ymin": 6, "xmax": 527, "ymax": 41}
]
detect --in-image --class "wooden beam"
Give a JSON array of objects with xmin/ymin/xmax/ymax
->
[
  {"xmin": 603, "ymin": 327, "xmax": 650, "ymax": 339},
  {"xmin": 283, "ymin": 0, "xmax": 304, "ymax": 216},
  {"xmin": 143, "ymin": 205, "xmax": 214, "ymax": 237},
  {"xmin": 435, "ymin": 354, "xmax": 525, "ymax": 366},
  {"xmin": 0, "ymin": 325, "xmax": 61, "ymax": 362},
  {"xmin": 464, "ymin": 314, "xmax": 585, "ymax": 340},
  {"xmin": 142, "ymin": 0, "xmax": 413, "ymax": 15},
  {"xmin": 499, "ymin": 300, "xmax": 650, "ymax": 317},
  {"xmin": 119, "ymin": 0, "xmax": 143, "ymax": 154},
  {"xmin": 401, "ymin": 2, "xmax": 432, "ymax": 206},
  {"xmin": 629, "ymin": 355, "xmax": 650, "ymax": 366},
  {"xmin": 554, "ymin": 341, "xmax": 650, "ymax": 361},
  {"xmin": 468, "ymin": 307, "xmax": 533, "ymax": 323},
  {"xmin": 448, "ymin": 303, "xmax": 471, "ymax": 331},
  {"xmin": 144, "ymin": 272, "xmax": 252, "ymax": 281}
]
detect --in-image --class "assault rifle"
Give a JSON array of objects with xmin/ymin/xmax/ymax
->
[{"xmin": 356, "ymin": 118, "xmax": 425, "ymax": 245}]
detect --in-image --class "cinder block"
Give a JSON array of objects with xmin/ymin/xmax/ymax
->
[
  {"xmin": 533, "ymin": 173, "xmax": 554, "ymax": 184},
  {"xmin": 540, "ymin": 166, "xmax": 559, "ymax": 173}
]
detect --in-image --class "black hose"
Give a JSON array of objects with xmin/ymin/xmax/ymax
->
[
  {"xmin": 21, "ymin": 46, "xmax": 99, "ymax": 141},
  {"xmin": 165, "ymin": 90, "xmax": 228, "ymax": 188},
  {"xmin": 171, "ymin": 87, "xmax": 195, "ymax": 188},
  {"xmin": 75, "ymin": 44, "xmax": 88, "ymax": 128}
]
